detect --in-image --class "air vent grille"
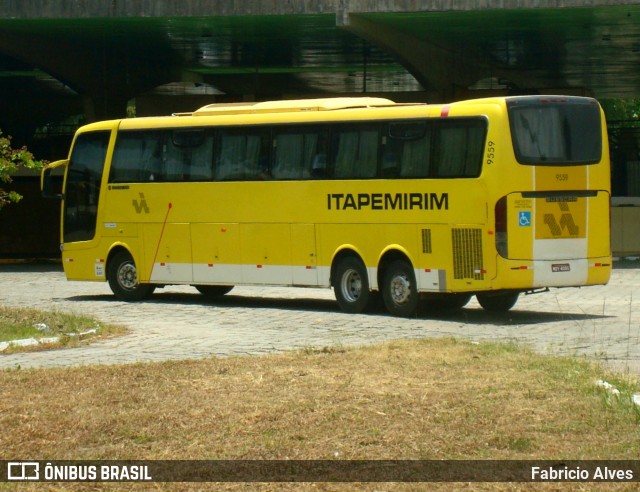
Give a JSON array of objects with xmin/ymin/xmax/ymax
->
[
  {"xmin": 452, "ymin": 228, "xmax": 484, "ymax": 280},
  {"xmin": 421, "ymin": 228, "xmax": 432, "ymax": 254}
]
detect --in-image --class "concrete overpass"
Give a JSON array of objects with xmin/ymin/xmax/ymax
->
[
  {"xmin": 1, "ymin": 0, "xmax": 640, "ymax": 257},
  {"xmin": 1, "ymin": 1, "xmax": 640, "ymax": 135}
]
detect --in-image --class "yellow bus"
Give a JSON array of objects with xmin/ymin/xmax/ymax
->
[{"xmin": 41, "ymin": 96, "xmax": 611, "ymax": 317}]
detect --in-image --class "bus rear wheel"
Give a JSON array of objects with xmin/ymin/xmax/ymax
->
[
  {"xmin": 476, "ymin": 291, "xmax": 520, "ymax": 312},
  {"xmin": 382, "ymin": 260, "xmax": 419, "ymax": 318},
  {"xmin": 107, "ymin": 251, "xmax": 155, "ymax": 302},
  {"xmin": 333, "ymin": 256, "xmax": 372, "ymax": 314}
]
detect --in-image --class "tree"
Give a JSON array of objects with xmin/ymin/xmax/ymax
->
[
  {"xmin": 600, "ymin": 98, "xmax": 640, "ymax": 126},
  {"xmin": 0, "ymin": 130, "xmax": 46, "ymax": 209}
]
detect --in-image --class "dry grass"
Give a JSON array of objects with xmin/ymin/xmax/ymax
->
[{"xmin": 1, "ymin": 338, "xmax": 639, "ymax": 491}]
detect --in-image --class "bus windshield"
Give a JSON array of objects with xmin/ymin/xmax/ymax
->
[
  {"xmin": 507, "ymin": 97, "xmax": 602, "ymax": 165},
  {"xmin": 63, "ymin": 131, "xmax": 110, "ymax": 243}
]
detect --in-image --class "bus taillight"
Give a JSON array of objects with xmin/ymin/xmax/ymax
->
[{"xmin": 495, "ymin": 196, "xmax": 508, "ymax": 258}]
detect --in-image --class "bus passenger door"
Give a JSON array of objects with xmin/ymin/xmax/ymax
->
[{"xmin": 291, "ymin": 224, "xmax": 318, "ymax": 286}]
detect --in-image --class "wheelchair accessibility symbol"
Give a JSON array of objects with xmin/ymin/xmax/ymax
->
[{"xmin": 519, "ymin": 211, "xmax": 531, "ymax": 227}]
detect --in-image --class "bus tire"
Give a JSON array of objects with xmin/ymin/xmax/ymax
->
[
  {"xmin": 107, "ymin": 251, "xmax": 155, "ymax": 302},
  {"xmin": 382, "ymin": 260, "xmax": 419, "ymax": 318},
  {"xmin": 476, "ymin": 291, "xmax": 519, "ymax": 312},
  {"xmin": 332, "ymin": 256, "xmax": 372, "ymax": 314},
  {"xmin": 195, "ymin": 285, "xmax": 234, "ymax": 297}
]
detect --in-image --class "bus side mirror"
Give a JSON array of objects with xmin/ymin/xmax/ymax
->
[{"xmin": 41, "ymin": 159, "xmax": 67, "ymax": 200}]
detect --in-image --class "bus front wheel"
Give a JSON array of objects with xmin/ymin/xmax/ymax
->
[
  {"xmin": 476, "ymin": 291, "xmax": 520, "ymax": 312},
  {"xmin": 333, "ymin": 256, "xmax": 372, "ymax": 313},
  {"xmin": 382, "ymin": 260, "xmax": 419, "ymax": 318},
  {"xmin": 107, "ymin": 251, "xmax": 155, "ymax": 302}
]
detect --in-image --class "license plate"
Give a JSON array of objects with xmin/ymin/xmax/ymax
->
[{"xmin": 552, "ymin": 263, "xmax": 571, "ymax": 273}]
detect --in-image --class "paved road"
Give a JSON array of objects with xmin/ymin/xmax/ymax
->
[{"xmin": 1, "ymin": 262, "xmax": 640, "ymax": 374}]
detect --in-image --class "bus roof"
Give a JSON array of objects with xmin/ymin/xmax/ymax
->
[{"xmin": 177, "ymin": 97, "xmax": 412, "ymax": 116}]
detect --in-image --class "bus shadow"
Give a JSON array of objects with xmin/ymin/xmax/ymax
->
[
  {"xmin": 422, "ymin": 307, "xmax": 612, "ymax": 326},
  {"xmin": 1, "ymin": 261, "xmax": 63, "ymax": 273},
  {"xmin": 68, "ymin": 291, "xmax": 612, "ymax": 326},
  {"xmin": 69, "ymin": 291, "xmax": 339, "ymax": 314},
  {"xmin": 169, "ymin": 292, "xmax": 339, "ymax": 313}
]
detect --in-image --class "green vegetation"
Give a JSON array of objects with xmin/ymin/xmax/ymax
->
[
  {"xmin": 601, "ymin": 98, "xmax": 640, "ymax": 125},
  {"xmin": 0, "ymin": 130, "xmax": 47, "ymax": 209},
  {"xmin": 0, "ymin": 305, "xmax": 126, "ymax": 352}
]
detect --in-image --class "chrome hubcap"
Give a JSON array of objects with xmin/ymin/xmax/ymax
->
[
  {"xmin": 117, "ymin": 262, "xmax": 138, "ymax": 290},
  {"xmin": 341, "ymin": 268, "xmax": 362, "ymax": 303},
  {"xmin": 390, "ymin": 274, "xmax": 412, "ymax": 305}
]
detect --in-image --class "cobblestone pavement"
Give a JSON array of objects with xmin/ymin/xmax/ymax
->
[{"xmin": 1, "ymin": 262, "xmax": 640, "ymax": 374}]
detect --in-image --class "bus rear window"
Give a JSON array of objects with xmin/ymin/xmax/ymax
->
[{"xmin": 507, "ymin": 97, "xmax": 602, "ymax": 165}]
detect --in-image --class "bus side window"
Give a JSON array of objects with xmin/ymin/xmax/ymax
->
[
  {"xmin": 110, "ymin": 133, "xmax": 144, "ymax": 183},
  {"xmin": 166, "ymin": 129, "xmax": 214, "ymax": 182},
  {"xmin": 332, "ymin": 124, "xmax": 380, "ymax": 179},
  {"xmin": 387, "ymin": 121, "xmax": 431, "ymax": 178},
  {"xmin": 188, "ymin": 133, "xmax": 214, "ymax": 181},
  {"xmin": 272, "ymin": 126, "xmax": 328, "ymax": 180},
  {"xmin": 382, "ymin": 137, "xmax": 401, "ymax": 177},
  {"xmin": 215, "ymin": 128, "xmax": 270, "ymax": 181},
  {"xmin": 162, "ymin": 137, "xmax": 188, "ymax": 181},
  {"xmin": 311, "ymin": 153, "xmax": 328, "ymax": 178},
  {"xmin": 110, "ymin": 130, "xmax": 163, "ymax": 183},
  {"xmin": 400, "ymin": 135, "xmax": 432, "ymax": 177},
  {"xmin": 432, "ymin": 120, "xmax": 486, "ymax": 178}
]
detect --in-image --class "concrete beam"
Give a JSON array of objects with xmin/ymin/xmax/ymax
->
[
  {"xmin": 0, "ymin": 27, "xmax": 180, "ymax": 120},
  {"xmin": 1, "ymin": 0, "xmax": 639, "ymax": 19},
  {"xmin": 339, "ymin": 13, "xmax": 488, "ymax": 101},
  {"xmin": 339, "ymin": 13, "xmax": 568, "ymax": 101}
]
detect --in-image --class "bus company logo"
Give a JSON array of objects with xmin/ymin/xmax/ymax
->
[
  {"xmin": 132, "ymin": 193, "xmax": 150, "ymax": 214},
  {"xmin": 542, "ymin": 202, "xmax": 580, "ymax": 237},
  {"xmin": 7, "ymin": 462, "xmax": 39, "ymax": 481},
  {"xmin": 327, "ymin": 192, "xmax": 449, "ymax": 211}
]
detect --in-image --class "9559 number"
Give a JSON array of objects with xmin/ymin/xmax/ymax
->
[{"xmin": 486, "ymin": 141, "xmax": 495, "ymax": 165}]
